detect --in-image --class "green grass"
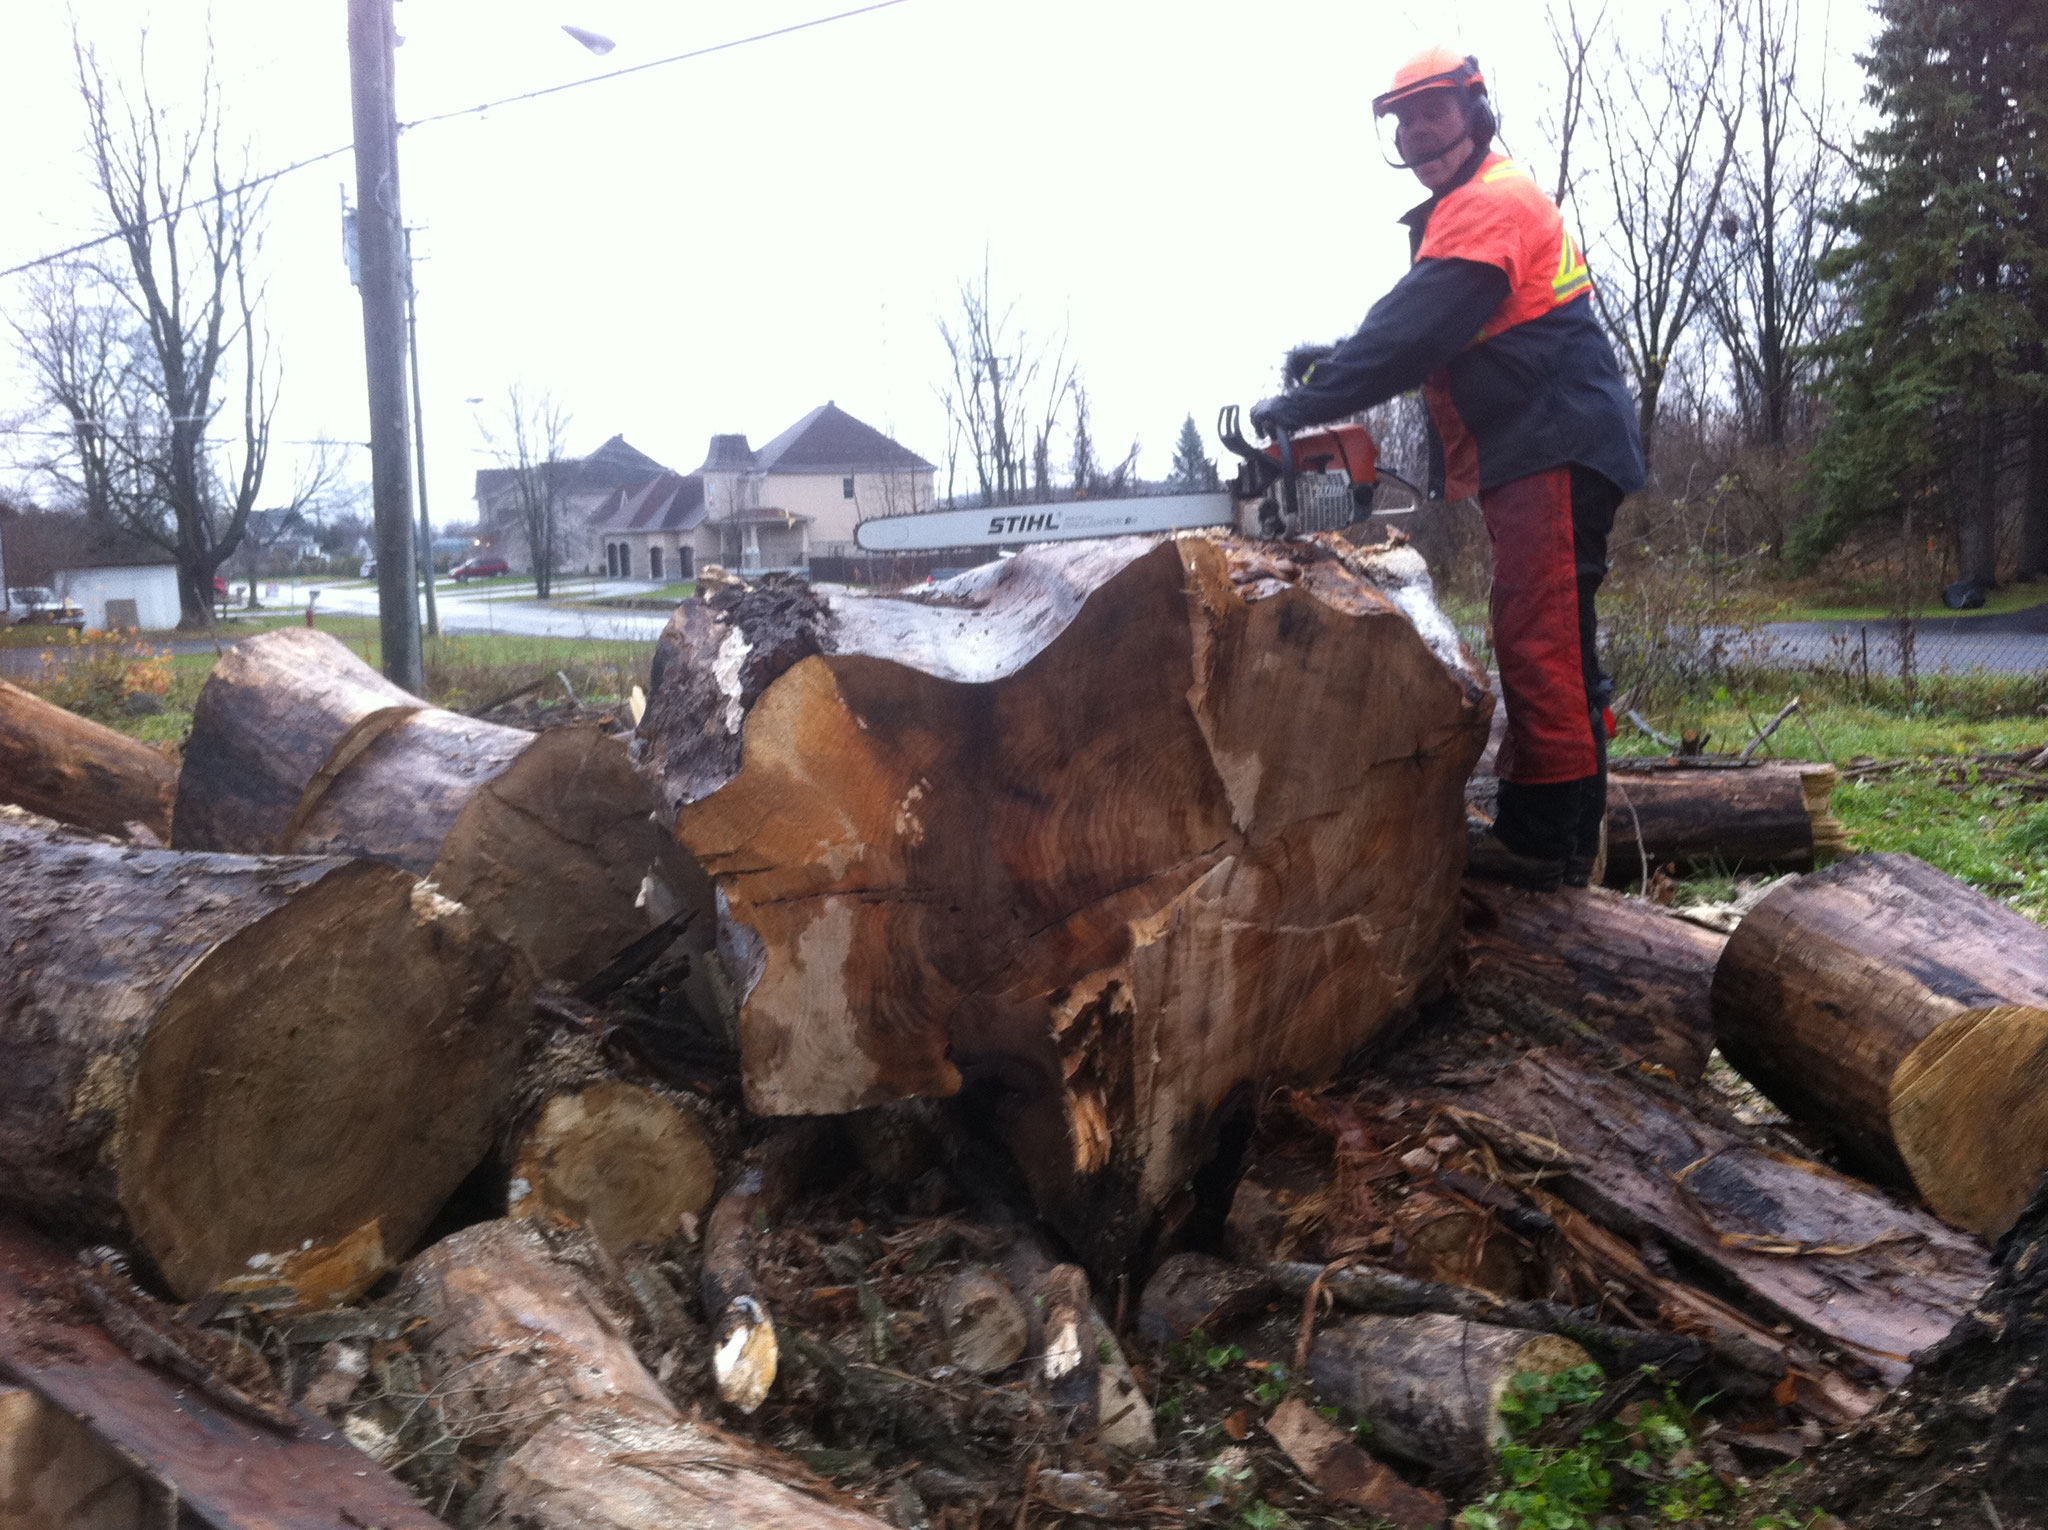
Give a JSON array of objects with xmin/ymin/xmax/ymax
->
[
  {"xmin": 1779, "ymin": 583, "xmax": 2048, "ymax": 622},
  {"xmin": 1619, "ymin": 684, "xmax": 2048, "ymax": 920}
]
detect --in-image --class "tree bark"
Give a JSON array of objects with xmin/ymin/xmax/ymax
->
[
  {"xmin": 643, "ymin": 535, "xmax": 1491, "ymax": 1277},
  {"xmin": 2022, "ymin": 403, "xmax": 2048, "ymax": 582},
  {"xmin": 1454, "ymin": 1047, "xmax": 1991, "ymax": 1389},
  {"xmin": 0, "ymin": 809, "xmax": 532, "ymax": 1302},
  {"xmin": 1306, "ymin": 1313, "xmax": 1590, "ymax": 1482},
  {"xmin": 1460, "ymin": 881, "xmax": 1725, "ymax": 1080},
  {"xmin": 1712, "ymin": 851, "xmax": 2048, "ymax": 1236},
  {"xmin": 0, "ymin": 679, "xmax": 177, "ymax": 841},
  {"xmin": 0, "ymin": 1384, "xmax": 151, "ymax": 1527},
  {"xmin": 1603, "ymin": 759, "xmax": 1847, "ymax": 881},
  {"xmin": 398, "ymin": 1218, "xmax": 887, "ymax": 1530},
  {"xmin": 174, "ymin": 628, "xmax": 688, "ymax": 983}
]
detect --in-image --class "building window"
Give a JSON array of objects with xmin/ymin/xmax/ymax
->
[
  {"xmin": 842, "ymin": 475, "xmax": 855, "ymax": 499},
  {"xmin": 620, "ymin": 544, "xmax": 633, "ymax": 578},
  {"xmin": 649, "ymin": 546, "xmax": 664, "ymax": 581},
  {"xmin": 677, "ymin": 547, "xmax": 694, "ymax": 579},
  {"xmin": 606, "ymin": 544, "xmax": 618, "ymax": 578}
]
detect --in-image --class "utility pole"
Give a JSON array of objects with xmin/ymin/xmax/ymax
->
[
  {"xmin": 405, "ymin": 228, "xmax": 439, "ymax": 639},
  {"xmin": 347, "ymin": 0, "xmax": 425, "ymax": 693}
]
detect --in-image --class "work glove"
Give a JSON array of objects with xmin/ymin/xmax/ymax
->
[
  {"xmin": 1248, "ymin": 396, "xmax": 1294, "ymax": 440},
  {"xmin": 1283, "ymin": 342, "xmax": 1334, "ymax": 386}
]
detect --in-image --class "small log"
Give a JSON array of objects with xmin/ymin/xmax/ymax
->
[
  {"xmin": 475, "ymin": 1403, "xmax": 890, "ymax": 1530},
  {"xmin": 1265, "ymin": 1394, "xmax": 1446, "ymax": 1530},
  {"xmin": 1604, "ymin": 758, "xmax": 1847, "ymax": 882},
  {"xmin": 1138, "ymin": 1251, "xmax": 1275, "ymax": 1344},
  {"xmin": 0, "ymin": 810, "xmax": 531, "ymax": 1301},
  {"xmin": 398, "ymin": 1219, "xmax": 887, "ymax": 1530},
  {"xmin": 0, "ymin": 1384, "xmax": 152, "ymax": 1527},
  {"xmin": 0, "ymin": 678, "xmax": 177, "ymax": 840},
  {"xmin": 173, "ymin": 628, "xmax": 688, "ymax": 983},
  {"xmin": 394, "ymin": 1218, "xmax": 671, "ymax": 1446},
  {"xmin": 1269, "ymin": 1261, "xmax": 1710, "ymax": 1382},
  {"xmin": 1094, "ymin": 1319, "xmax": 1157, "ymax": 1453},
  {"xmin": 937, "ymin": 1267, "xmax": 1030, "ymax": 1374},
  {"xmin": 645, "ymin": 536, "xmax": 1491, "ymax": 1278},
  {"xmin": 701, "ymin": 1130, "xmax": 821, "ymax": 1414},
  {"xmin": 509, "ymin": 1079, "xmax": 717, "ymax": 1254},
  {"xmin": 1307, "ymin": 1313, "xmax": 1590, "ymax": 1478},
  {"xmin": 1453, "ymin": 1048, "xmax": 1991, "ymax": 1387},
  {"xmin": 999, "ymin": 1230, "xmax": 1102, "ymax": 1427},
  {"xmin": 1713, "ymin": 851, "xmax": 2048, "ymax": 1237},
  {"xmin": 1460, "ymin": 881, "xmax": 1725, "ymax": 1081}
]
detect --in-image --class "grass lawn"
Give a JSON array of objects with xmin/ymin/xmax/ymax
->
[
  {"xmin": 1775, "ymin": 583, "xmax": 2048, "ymax": 622},
  {"xmin": 1617, "ymin": 685, "xmax": 2048, "ymax": 920},
  {"xmin": 18, "ymin": 622, "xmax": 656, "ymax": 749}
]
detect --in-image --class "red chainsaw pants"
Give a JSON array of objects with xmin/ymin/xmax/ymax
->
[{"xmin": 1482, "ymin": 463, "xmax": 1621, "ymax": 863}]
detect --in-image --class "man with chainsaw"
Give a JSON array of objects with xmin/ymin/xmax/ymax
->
[{"xmin": 1249, "ymin": 48, "xmax": 1644, "ymax": 894}]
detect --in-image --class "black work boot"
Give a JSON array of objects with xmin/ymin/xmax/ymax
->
[
  {"xmin": 1466, "ymin": 827, "xmax": 1566, "ymax": 893},
  {"xmin": 1564, "ymin": 819, "xmax": 1607, "ymax": 889}
]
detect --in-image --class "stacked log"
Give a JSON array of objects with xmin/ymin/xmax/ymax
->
[
  {"xmin": 173, "ymin": 629, "xmax": 688, "ymax": 983},
  {"xmin": 641, "ymin": 534, "xmax": 1492, "ymax": 1275},
  {"xmin": 0, "ymin": 809, "xmax": 532, "ymax": 1302},
  {"xmin": 1604, "ymin": 758, "xmax": 1847, "ymax": 882},
  {"xmin": 1460, "ymin": 881, "xmax": 1725, "ymax": 1080},
  {"xmin": 1712, "ymin": 851, "xmax": 2048, "ymax": 1236},
  {"xmin": 0, "ymin": 678, "xmax": 177, "ymax": 840}
]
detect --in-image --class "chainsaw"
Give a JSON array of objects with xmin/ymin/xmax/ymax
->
[{"xmin": 852, "ymin": 406, "xmax": 1426, "ymax": 553}]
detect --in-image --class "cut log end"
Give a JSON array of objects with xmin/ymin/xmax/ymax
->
[
  {"xmin": 120, "ymin": 865, "xmax": 531, "ymax": 1300},
  {"xmin": 1890, "ymin": 1004, "xmax": 2048, "ymax": 1237},
  {"xmin": 509, "ymin": 1080, "xmax": 717, "ymax": 1253}
]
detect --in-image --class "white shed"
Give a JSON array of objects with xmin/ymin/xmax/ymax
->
[{"xmin": 57, "ymin": 563, "xmax": 182, "ymax": 632}]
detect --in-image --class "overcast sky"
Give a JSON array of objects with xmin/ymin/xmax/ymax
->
[{"xmin": 1, "ymin": 0, "xmax": 1868, "ymax": 528}]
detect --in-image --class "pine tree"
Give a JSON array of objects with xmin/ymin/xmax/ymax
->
[
  {"xmin": 1168, "ymin": 414, "xmax": 1218, "ymax": 491},
  {"xmin": 1800, "ymin": 0, "xmax": 2048, "ymax": 583}
]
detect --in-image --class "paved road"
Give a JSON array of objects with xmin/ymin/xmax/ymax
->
[
  {"xmin": 1722, "ymin": 605, "xmax": 2048, "ymax": 677},
  {"xmin": 300, "ymin": 578, "xmax": 675, "ymax": 642}
]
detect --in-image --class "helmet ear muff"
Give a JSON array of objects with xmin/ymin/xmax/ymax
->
[{"xmin": 1467, "ymin": 92, "xmax": 1497, "ymax": 151}]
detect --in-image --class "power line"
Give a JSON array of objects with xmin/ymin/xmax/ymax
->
[{"xmin": 0, "ymin": 0, "xmax": 913, "ymax": 285}]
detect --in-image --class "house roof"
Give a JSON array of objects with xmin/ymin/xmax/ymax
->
[
  {"xmin": 749, "ymin": 403, "xmax": 935, "ymax": 475},
  {"xmin": 590, "ymin": 473, "xmax": 709, "ymax": 535},
  {"xmin": 474, "ymin": 434, "xmax": 675, "ymax": 507},
  {"xmin": 5, "ymin": 512, "xmax": 174, "ymax": 582}
]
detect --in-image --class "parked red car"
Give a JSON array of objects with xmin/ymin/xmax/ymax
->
[{"xmin": 450, "ymin": 556, "xmax": 510, "ymax": 582}]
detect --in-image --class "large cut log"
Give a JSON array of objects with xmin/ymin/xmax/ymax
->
[
  {"xmin": 0, "ymin": 678, "xmax": 176, "ymax": 840},
  {"xmin": 1460, "ymin": 881, "xmax": 1725, "ymax": 1080},
  {"xmin": 1307, "ymin": 1313, "xmax": 1590, "ymax": 1482},
  {"xmin": 1453, "ymin": 1048, "xmax": 1991, "ymax": 1388},
  {"xmin": 1712, "ymin": 851, "xmax": 2048, "ymax": 1238},
  {"xmin": 0, "ymin": 809, "xmax": 531, "ymax": 1301},
  {"xmin": 1603, "ymin": 758, "xmax": 1847, "ymax": 882},
  {"xmin": 173, "ymin": 628, "xmax": 687, "ymax": 983},
  {"xmin": 643, "ymin": 534, "xmax": 1491, "ymax": 1275},
  {"xmin": 398, "ymin": 1218, "xmax": 888, "ymax": 1530}
]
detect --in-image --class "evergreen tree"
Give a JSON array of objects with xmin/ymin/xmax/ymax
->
[
  {"xmin": 1168, "ymin": 414, "xmax": 1218, "ymax": 491},
  {"xmin": 1800, "ymin": 0, "xmax": 2048, "ymax": 582}
]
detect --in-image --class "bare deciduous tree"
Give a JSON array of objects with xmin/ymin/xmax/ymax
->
[
  {"xmin": 46, "ymin": 35, "xmax": 289, "ymax": 628},
  {"xmin": 936, "ymin": 261, "xmax": 1074, "ymax": 508},
  {"xmin": 1568, "ymin": 1, "xmax": 1747, "ymax": 470},
  {"xmin": 485, "ymin": 385, "xmax": 571, "ymax": 599}
]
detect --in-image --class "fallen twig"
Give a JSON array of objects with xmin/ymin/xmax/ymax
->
[{"xmin": 1738, "ymin": 695, "xmax": 1802, "ymax": 763}]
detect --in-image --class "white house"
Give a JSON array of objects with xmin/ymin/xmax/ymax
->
[{"xmin": 57, "ymin": 559, "xmax": 181, "ymax": 631}]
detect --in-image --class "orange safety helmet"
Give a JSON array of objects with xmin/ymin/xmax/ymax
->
[{"xmin": 1372, "ymin": 47, "xmax": 1486, "ymax": 117}]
